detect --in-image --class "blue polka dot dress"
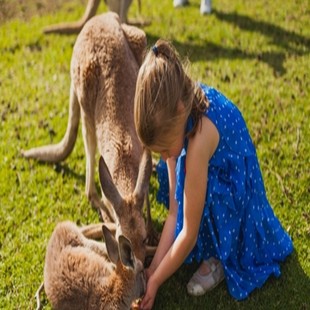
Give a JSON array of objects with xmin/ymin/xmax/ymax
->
[{"xmin": 156, "ymin": 84, "xmax": 293, "ymax": 300}]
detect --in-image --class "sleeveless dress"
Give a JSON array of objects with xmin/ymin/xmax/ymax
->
[{"xmin": 156, "ymin": 83, "xmax": 293, "ymax": 300}]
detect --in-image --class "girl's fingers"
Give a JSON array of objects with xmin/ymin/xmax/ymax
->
[{"xmin": 140, "ymin": 296, "xmax": 152, "ymax": 310}]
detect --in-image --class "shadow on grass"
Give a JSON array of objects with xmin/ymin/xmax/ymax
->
[
  {"xmin": 154, "ymin": 251, "xmax": 310, "ymax": 309},
  {"xmin": 146, "ymin": 33, "xmax": 287, "ymax": 75},
  {"xmin": 146, "ymin": 9, "xmax": 310, "ymax": 76},
  {"xmin": 28, "ymin": 160, "xmax": 86, "ymax": 184},
  {"xmin": 213, "ymin": 10, "xmax": 310, "ymax": 52}
]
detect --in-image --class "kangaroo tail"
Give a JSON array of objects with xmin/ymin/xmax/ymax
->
[
  {"xmin": 22, "ymin": 84, "xmax": 80, "ymax": 163},
  {"xmin": 43, "ymin": 0, "xmax": 100, "ymax": 34}
]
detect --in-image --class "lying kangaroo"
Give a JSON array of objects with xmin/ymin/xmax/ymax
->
[
  {"xmin": 43, "ymin": 0, "xmax": 142, "ymax": 34},
  {"xmin": 23, "ymin": 12, "xmax": 156, "ymax": 261},
  {"xmin": 43, "ymin": 221, "xmax": 145, "ymax": 310}
]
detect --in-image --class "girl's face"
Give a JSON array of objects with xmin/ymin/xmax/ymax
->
[
  {"xmin": 150, "ymin": 102, "xmax": 187, "ymax": 161},
  {"xmin": 151, "ymin": 130, "xmax": 184, "ymax": 161}
]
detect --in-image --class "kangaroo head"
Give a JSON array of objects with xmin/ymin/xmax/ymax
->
[
  {"xmin": 102, "ymin": 225, "xmax": 146, "ymax": 300},
  {"xmin": 99, "ymin": 149, "xmax": 152, "ymax": 262}
]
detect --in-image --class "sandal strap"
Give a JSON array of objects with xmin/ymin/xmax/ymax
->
[{"xmin": 201, "ymin": 257, "xmax": 218, "ymax": 273}]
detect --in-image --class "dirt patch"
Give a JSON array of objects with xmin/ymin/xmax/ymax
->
[{"xmin": 0, "ymin": 0, "xmax": 84, "ymax": 24}]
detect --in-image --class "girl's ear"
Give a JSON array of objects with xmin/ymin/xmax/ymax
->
[
  {"xmin": 177, "ymin": 100, "xmax": 186, "ymax": 114},
  {"xmin": 121, "ymin": 23, "xmax": 147, "ymax": 66}
]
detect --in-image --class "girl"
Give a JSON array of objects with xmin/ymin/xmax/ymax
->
[{"xmin": 134, "ymin": 39, "xmax": 293, "ymax": 309}]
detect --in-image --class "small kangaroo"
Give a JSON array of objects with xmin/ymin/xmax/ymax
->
[
  {"xmin": 43, "ymin": 0, "xmax": 141, "ymax": 34},
  {"xmin": 23, "ymin": 12, "xmax": 157, "ymax": 261},
  {"xmin": 44, "ymin": 221, "xmax": 145, "ymax": 310}
]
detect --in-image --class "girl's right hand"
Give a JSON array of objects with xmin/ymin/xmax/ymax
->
[{"xmin": 140, "ymin": 274, "xmax": 159, "ymax": 310}]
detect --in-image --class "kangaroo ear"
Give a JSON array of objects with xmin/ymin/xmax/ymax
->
[
  {"xmin": 102, "ymin": 225, "xmax": 119, "ymax": 264},
  {"xmin": 118, "ymin": 235, "xmax": 135, "ymax": 270},
  {"xmin": 133, "ymin": 149, "xmax": 152, "ymax": 204},
  {"xmin": 121, "ymin": 23, "xmax": 147, "ymax": 66},
  {"xmin": 99, "ymin": 156, "xmax": 123, "ymax": 215}
]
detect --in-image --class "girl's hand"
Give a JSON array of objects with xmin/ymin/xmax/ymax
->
[{"xmin": 140, "ymin": 275, "xmax": 159, "ymax": 310}]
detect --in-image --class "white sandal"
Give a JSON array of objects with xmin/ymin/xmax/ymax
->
[{"xmin": 187, "ymin": 257, "xmax": 225, "ymax": 296}]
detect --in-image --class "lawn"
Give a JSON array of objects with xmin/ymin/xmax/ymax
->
[{"xmin": 0, "ymin": 0, "xmax": 309, "ymax": 309}]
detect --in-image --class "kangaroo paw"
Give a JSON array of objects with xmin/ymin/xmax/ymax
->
[
  {"xmin": 146, "ymin": 225, "xmax": 160, "ymax": 247},
  {"xmin": 89, "ymin": 194, "xmax": 115, "ymax": 223}
]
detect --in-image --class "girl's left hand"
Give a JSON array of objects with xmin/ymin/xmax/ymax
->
[{"xmin": 140, "ymin": 275, "xmax": 159, "ymax": 310}]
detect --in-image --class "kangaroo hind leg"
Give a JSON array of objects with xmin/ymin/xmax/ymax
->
[{"xmin": 43, "ymin": 0, "xmax": 101, "ymax": 34}]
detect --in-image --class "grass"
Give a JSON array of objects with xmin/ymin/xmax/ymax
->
[{"xmin": 0, "ymin": 0, "xmax": 309, "ymax": 309}]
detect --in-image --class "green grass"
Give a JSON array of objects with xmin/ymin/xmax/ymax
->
[{"xmin": 0, "ymin": 0, "xmax": 309, "ymax": 309}]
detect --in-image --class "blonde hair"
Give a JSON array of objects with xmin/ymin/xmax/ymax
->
[{"xmin": 134, "ymin": 39, "xmax": 209, "ymax": 149}]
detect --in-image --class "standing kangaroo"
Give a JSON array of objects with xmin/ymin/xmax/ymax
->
[
  {"xmin": 44, "ymin": 221, "xmax": 145, "ymax": 309},
  {"xmin": 22, "ymin": 12, "xmax": 156, "ymax": 261},
  {"xmin": 43, "ymin": 0, "xmax": 141, "ymax": 34}
]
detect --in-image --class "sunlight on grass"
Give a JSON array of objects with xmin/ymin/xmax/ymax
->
[{"xmin": 0, "ymin": 0, "xmax": 309, "ymax": 309}]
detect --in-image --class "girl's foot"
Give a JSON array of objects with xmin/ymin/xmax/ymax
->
[{"xmin": 187, "ymin": 257, "xmax": 224, "ymax": 296}]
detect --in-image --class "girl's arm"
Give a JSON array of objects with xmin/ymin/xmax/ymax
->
[
  {"xmin": 147, "ymin": 157, "xmax": 178, "ymax": 276},
  {"xmin": 141, "ymin": 117, "xmax": 219, "ymax": 309}
]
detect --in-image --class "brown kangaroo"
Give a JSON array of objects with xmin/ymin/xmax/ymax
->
[
  {"xmin": 22, "ymin": 12, "xmax": 157, "ymax": 262},
  {"xmin": 43, "ymin": 221, "xmax": 145, "ymax": 309}
]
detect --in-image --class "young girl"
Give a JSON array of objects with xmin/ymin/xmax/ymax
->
[{"xmin": 134, "ymin": 39, "xmax": 293, "ymax": 309}]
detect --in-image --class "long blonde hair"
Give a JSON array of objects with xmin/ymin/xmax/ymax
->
[{"xmin": 134, "ymin": 39, "xmax": 208, "ymax": 148}]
